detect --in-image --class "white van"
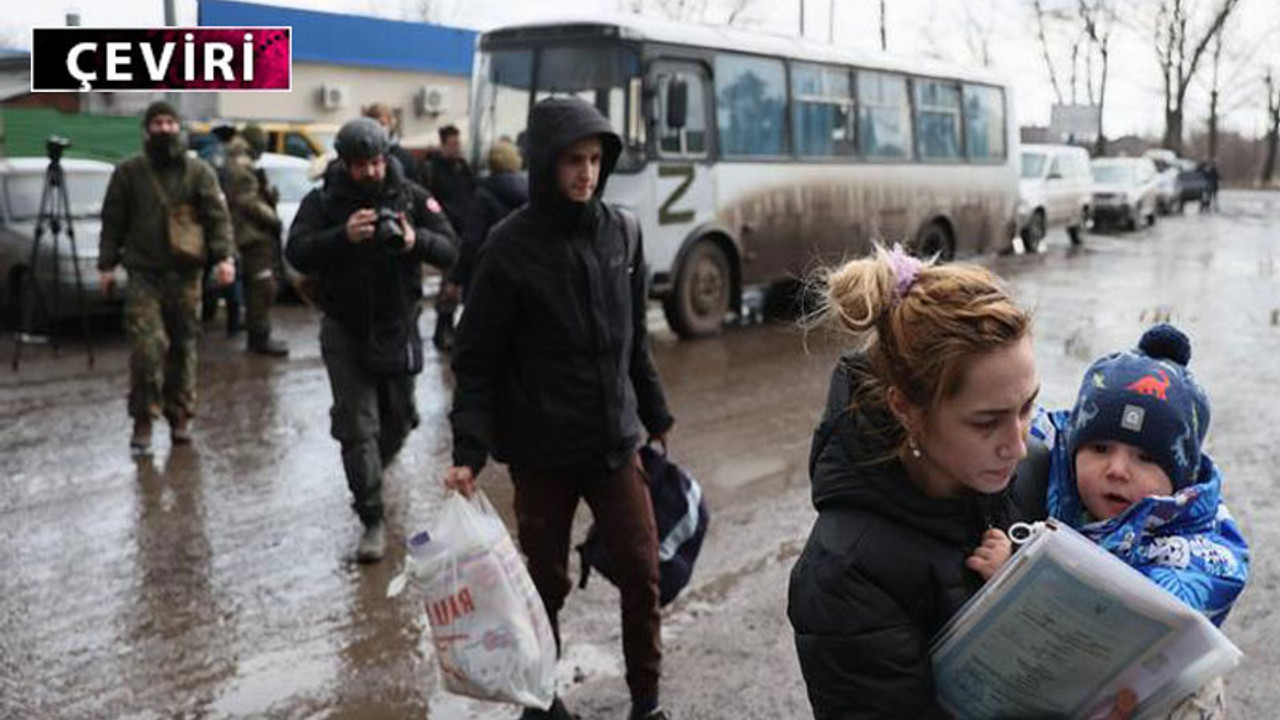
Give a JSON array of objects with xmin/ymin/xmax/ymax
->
[{"xmin": 1018, "ymin": 144, "xmax": 1091, "ymax": 251}]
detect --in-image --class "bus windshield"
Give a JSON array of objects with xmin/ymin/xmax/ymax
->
[{"xmin": 473, "ymin": 45, "xmax": 644, "ymax": 173}]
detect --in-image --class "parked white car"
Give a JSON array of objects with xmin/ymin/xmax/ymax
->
[
  {"xmin": 1089, "ymin": 157, "xmax": 1161, "ymax": 231},
  {"xmin": 1018, "ymin": 144, "xmax": 1092, "ymax": 251},
  {"xmin": 0, "ymin": 157, "xmax": 126, "ymax": 329}
]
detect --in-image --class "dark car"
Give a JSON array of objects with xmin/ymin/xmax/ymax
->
[{"xmin": 1176, "ymin": 160, "xmax": 1210, "ymax": 207}]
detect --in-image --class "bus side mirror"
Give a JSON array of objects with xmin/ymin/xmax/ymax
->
[{"xmin": 667, "ymin": 77, "xmax": 688, "ymax": 130}]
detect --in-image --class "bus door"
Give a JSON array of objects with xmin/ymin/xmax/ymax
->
[{"xmin": 648, "ymin": 60, "xmax": 714, "ymax": 284}]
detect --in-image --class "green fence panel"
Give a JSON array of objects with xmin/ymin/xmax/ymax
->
[{"xmin": 1, "ymin": 107, "xmax": 141, "ymax": 164}]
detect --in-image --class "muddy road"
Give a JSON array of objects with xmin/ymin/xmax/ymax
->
[{"xmin": 2, "ymin": 191, "xmax": 1277, "ymax": 719}]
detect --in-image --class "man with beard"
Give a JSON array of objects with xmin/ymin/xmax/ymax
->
[
  {"xmin": 99, "ymin": 101, "xmax": 236, "ymax": 455},
  {"xmin": 445, "ymin": 97, "xmax": 675, "ymax": 720},
  {"xmin": 287, "ymin": 118, "xmax": 457, "ymax": 562}
]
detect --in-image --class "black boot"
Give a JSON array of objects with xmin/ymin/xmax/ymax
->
[
  {"xmin": 520, "ymin": 696, "xmax": 576, "ymax": 720},
  {"xmin": 248, "ymin": 331, "xmax": 289, "ymax": 357},
  {"xmin": 432, "ymin": 312, "xmax": 456, "ymax": 352}
]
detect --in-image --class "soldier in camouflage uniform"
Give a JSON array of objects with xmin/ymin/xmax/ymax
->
[
  {"xmin": 225, "ymin": 124, "xmax": 288, "ymax": 356},
  {"xmin": 99, "ymin": 101, "xmax": 236, "ymax": 454}
]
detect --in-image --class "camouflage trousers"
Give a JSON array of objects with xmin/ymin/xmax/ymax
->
[
  {"xmin": 124, "ymin": 267, "xmax": 203, "ymax": 421},
  {"xmin": 238, "ymin": 239, "xmax": 276, "ymax": 338}
]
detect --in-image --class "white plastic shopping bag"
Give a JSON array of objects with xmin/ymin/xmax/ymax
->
[{"xmin": 389, "ymin": 491, "xmax": 557, "ymax": 709}]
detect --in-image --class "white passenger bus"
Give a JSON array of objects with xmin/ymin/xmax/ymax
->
[{"xmin": 469, "ymin": 16, "xmax": 1018, "ymax": 337}]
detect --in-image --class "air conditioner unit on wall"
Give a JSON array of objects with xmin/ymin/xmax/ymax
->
[
  {"xmin": 415, "ymin": 85, "xmax": 450, "ymax": 117},
  {"xmin": 319, "ymin": 84, "xmax": 350, "ymax": 111}
]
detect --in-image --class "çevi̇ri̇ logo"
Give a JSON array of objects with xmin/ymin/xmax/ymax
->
[{"xmin": 31, "ymin": 27, "xmax": 291, "ymax": 92}]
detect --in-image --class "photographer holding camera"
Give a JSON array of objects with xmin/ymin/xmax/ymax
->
[{"xmin": 286, "ymin": 117, "xmax": 456, "ymax": 562}]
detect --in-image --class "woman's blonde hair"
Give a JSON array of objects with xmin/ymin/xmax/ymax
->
[{"xmin": 816, "ymin": 244, "xmax": 1030, "ymax": 453}]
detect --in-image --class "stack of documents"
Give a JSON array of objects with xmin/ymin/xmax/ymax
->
[{"xmin": 931, "ymin": 520, "xmax": 1241, "ymax": 720}]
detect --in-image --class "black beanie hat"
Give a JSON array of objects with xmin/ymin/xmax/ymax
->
[
  {"xmin": 1066, "ymin": 324, "xmax": 1211, "ymax": 490},
  {"xmin": 142, "ymin": 101, "xmax": 180, "ymax": 127}
]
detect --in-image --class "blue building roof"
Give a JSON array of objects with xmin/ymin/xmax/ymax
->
[{"xmin": 197, "ymin": 0, "xmax": 476, "ymax": 76}]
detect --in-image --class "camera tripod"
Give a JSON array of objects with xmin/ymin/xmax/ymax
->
[{"xmin": 11, "ymin": 140, "xmax": 95, "ymax": 371}]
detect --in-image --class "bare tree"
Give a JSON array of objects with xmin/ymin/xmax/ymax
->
[
  {"xmin": 725, "ymin": 0, "xmax": 760, "ymax": 25},
  {"xmin": 1032, "ymin": 0, "xmax": 1067, "ymax": 106},
  {"xmin": 962, "ymin": 3, "xmax": 994, "ymax": 68},
  {"xmin": 1153, "ymin": 0, "xmax": 1240, "ymax": 154},
  {"xmin": 1207, "ymin": 30, "xmax": 1223, "ymax": 161},
  {"xmin": 880, "ymin": 0, "xmax": 887, "ymax": 51},
  {"xmin": 1078, "ymin": 0, "xmax": 1115, "ymax": 156},
  {"xmin": 1263, "ymin": 69, "xmax": 1280, "ymax": 186}
]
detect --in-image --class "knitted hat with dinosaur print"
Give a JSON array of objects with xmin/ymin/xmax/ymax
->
[{"xmin": 1066, "ymin": 323, "xmax": 1211, "ymax": 490}]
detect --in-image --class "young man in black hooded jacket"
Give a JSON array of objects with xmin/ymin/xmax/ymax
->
[
  {"xmin": 445, "ymin": 97, "xmax": 675, "ymax": 720},
  {"xmin": 287, "ymin": 118, "xmax": 456, "ymax": 563}
]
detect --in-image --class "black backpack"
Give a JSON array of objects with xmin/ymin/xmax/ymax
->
[{"xmin": 577, "ymin": 444, "xmax": 710, "ymax": 606}]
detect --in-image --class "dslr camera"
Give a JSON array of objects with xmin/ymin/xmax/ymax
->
[{"xmin": 373, "ymin": 207, "xmax": 406, "ymax": 251}]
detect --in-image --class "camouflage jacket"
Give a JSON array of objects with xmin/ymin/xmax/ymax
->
[
  {"xmin": 224, "ymin": 148, "xmax": 281, "ymax": 248},
  {"xmin": 99, "ymin": 153, "xmax": 234, "ymax": 272}
]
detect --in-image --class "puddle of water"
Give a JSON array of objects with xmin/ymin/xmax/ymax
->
[{"xmin": 209, "ymin": 648, "xmax": 338, "ymax": 717}]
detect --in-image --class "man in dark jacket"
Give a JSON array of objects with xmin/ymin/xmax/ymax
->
[
  {"xmin": 448, "ymin": 138, "xmax": 528, "ymax": 299},
  {"xmin": 444, "ymin": 97, "xmax": 675, "ymax": 720},
  {"xmin": 423, "ymin": 124, "xmax": 474, "ymax": 351},
  {"xmin": 99, "ymin": 101, "xmax": 236, "ymax": 453},
  {"xmin": 286, "ymin": 118, "xmax": 456, "ymax": 563}
]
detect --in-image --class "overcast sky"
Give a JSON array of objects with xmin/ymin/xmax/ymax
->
[{"xmin": 6, "ymin": 0, "xmax": 1280, "ymax": 140}]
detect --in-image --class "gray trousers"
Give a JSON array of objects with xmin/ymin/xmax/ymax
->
[{"xmin": 320, "ymin": 317, "xmax": 419, "ymax": 526}]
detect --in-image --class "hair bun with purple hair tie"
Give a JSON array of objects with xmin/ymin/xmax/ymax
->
[{"xmin": 886, "ymin": 244, "xmax": 924, "ymax": 303}]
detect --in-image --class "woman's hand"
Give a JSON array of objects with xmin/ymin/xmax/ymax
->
[{"xmin": 965, "ymin": 528, "xmax": 1012, "ymax": 581}]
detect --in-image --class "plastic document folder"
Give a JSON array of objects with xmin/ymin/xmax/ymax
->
[{"xmin": 930, "ymin": 519, "xmax": 1241, "ymax": 720}]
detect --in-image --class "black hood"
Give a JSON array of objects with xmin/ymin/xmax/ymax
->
[
  {"xmin": 524, "ymin": 97, "xmax": 622, "ymax": 210},
  {"xmin": 811, "ymin": 354, "xmax": 1010, "ymax": 547},
  {"xmin": 321, "ymin": 152, "xmax": 409, "ymax": 204},
  {"xmin": 481, "ymin": 171, "xmax": 529, "ymax": 209}
]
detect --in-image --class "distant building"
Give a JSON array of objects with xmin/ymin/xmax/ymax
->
[
  {"xmin": 1020, "ymin": 125, "xmax": 1051, "ymax": 144},
  {"xmin": 197, "ymin": 0, "xmax": 477, "ymax": 146}
]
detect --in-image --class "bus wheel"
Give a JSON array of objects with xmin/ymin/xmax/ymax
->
[
  {"xmin": 914, "ymin": 220, "xmax": 954, "ymax": 262},
  {"xmin": 1021, "ymin": 210, "xmax": 1046, "ymax": 253},
  {"xmin": 664, "ymin": 239, "xmax": 731, "ymax": 338}
]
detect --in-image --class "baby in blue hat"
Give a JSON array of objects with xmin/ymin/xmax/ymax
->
[
  {"xmin": 993, "ymin": 324, "xmax": 1252, "ymax": 719},
  {"xmin": 1036, "ymin": 323, "xmax": 1250, "ymax": 629}
]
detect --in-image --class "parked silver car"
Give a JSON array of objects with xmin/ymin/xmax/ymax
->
[
  {"xmin": 0, "ymin": 157, "xmax": 126, "ymax": 328},
  {"xmin": 1088, "ymin": 157, "xmax": 1161, "ymax": 231}
]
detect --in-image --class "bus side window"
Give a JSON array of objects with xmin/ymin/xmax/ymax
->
[
  {"xmin": 793, "ymin": 63, "xmax": 855, "ymax": 158},
  {"xmin": 715, "ymin": 53, "xmax": 788, "ymax": 157},
  {"xmin": 963, "ymin": 84, "xmax": 1006, "ymax": 160},
  {"xmin": 657, "ymin": 71, "xmax": 708, "ymax": 157},
  {"xmin": 914, "ymin": 79, "xmax": 962, "ymax": 161},
  {"xmin": 857, "ymin": 71, "xmax": 911, "ymax": 159}
]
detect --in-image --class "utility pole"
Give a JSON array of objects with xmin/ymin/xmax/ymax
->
[
  {"xmin": 879, "ymin": 0, "xmax": 887, "ymax": 51},
  {"xmin": 828, "ymin": 0, "xmax": 835, "ymax": 43},
  {"xmin": 799, "ymin": 0, "xmax": 805, "ymax": 38},
  {"xmin": 164, "ymin": 0, "xmax": 178, "ymax": 109}
]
